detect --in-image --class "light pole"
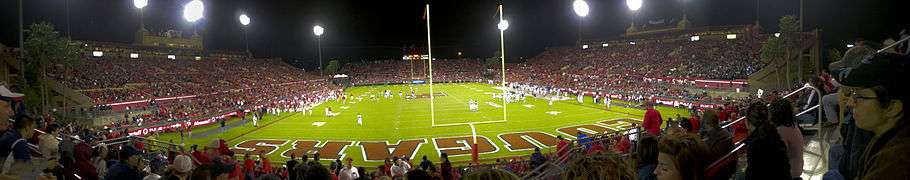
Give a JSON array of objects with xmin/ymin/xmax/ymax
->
[
  {"xmin": 239, "ymin": 14, "xmax": 251, "ymax": 57},
  {"xmin": 18, "ymin": 0, "xmax": 23, "ymax": 73},
  {"xmin": 572, "ymin": 0, "xmax": 589, "ymax": 45},
  {"xmin": 183, "ymin": 0, "xmax": 205, "ymax": 36},
  {"xmin": 497, "ymin": 5, "xmax": 509, "ymax": 120},
  {"xmin": 313, "ymin": 25, "xmax": 325, "ymax": 75},
  {"xmin": 134, "ymin": 0, "xmax": 148, "ymax": 37},
  {"xmin": 65, "ymin": 0, "xmax": 70, "ymax": 38},
  {"xmin": 626, "ymin": 0, "xmax": 642, "ymax": 33}
]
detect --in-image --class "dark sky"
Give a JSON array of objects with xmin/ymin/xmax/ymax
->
[{"xmin": 0, "ymin": 0, "xmax": 907, "ymax": 69}]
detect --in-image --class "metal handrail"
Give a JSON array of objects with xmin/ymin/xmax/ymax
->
[
  {"xmin": 524, "ymin": 126, "xmax": 643, "ymax": 179},
  {"xmin": 705, "ymin": 142, "xmax": 746, "ymax": 170},
  {"xmin": 721, "ymin": 116, "xmax": 747, "ymax": 130}
]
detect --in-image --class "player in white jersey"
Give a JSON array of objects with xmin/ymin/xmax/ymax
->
[
  {"xmin": 357, "ymin": 114, "xmax": 363, "ymax": 125},
  {"xmin": 252, "ymin": 114, "xmax": 259, "ymax": 127},
  {"xmin": 605, "ymin": 97, "xmax": 612, "ymax": 109},
  {"xmin": 548, "ymin": 96, "xmax": 554, "ymax": 107}
]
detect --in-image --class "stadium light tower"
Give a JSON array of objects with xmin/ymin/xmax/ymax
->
[
  {"xmin": 626, "ymin": 0, "xmax": 642, "ymax": 33},
  {"xmin": 134, "ymin": 0, "xmax": 148, "ymax": 32},
  {"xmin": 573, "ymin": 0, "xmax": 589, "ymax": 45},
  {"xmin": 498, "ymin": 4, "xmax": 509, "ymax": 123},
  {"xmin": 313, "ymin": 25, "xmax": 325, "ymax": 75},
  {"xmin": 498, "ymin": 20, "xmax": 510, "ymax": 31},
  {"xmin": 183, "ymin": 0, "xmax": 204, "ymax": 36},
  {"xmin": 573, "ymin": 0, "xmax": 590, "ymax": 17},
  {"xmin": 239, "ymin": 14, "xmax": 251, "ymax": 57},
  {"xmin": 183, "ymin": 0, "xmax": 204, "ymax": 22},
  {"xmin": 626, "ymin": 0, "xmax": 642, "ymax": 11}
]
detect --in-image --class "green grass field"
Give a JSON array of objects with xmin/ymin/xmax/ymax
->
[{"xmin": 155, "ymin": 83, "xmax": 689, "ymax": 167}]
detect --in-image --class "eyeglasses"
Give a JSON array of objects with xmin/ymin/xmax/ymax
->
[{"xmin": 849, "ymin": 89, "xmax": 878, "ymax": 101}]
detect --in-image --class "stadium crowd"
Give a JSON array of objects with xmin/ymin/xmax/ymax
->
[
  {"xmin": 3, "ymin": 27, "xmax": 907, "ymax": 179},
  {"xmin": 52, "ymin": 57, "xmax": 316, "ymax": 105},
  {"xmin": 507, "ymin": 35, "xmax": 763, "ymax": 105},
  {"xmin": 341, "ymin": 59, "xmax": 485, "ymax": 85},
  {"xmin": 46, "ymin": 52, "xmax": 340, "ymax": 132}
]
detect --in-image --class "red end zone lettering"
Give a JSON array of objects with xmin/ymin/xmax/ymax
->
[
  {"xmin": 281, "ymin": 140, "xmax": 354, "ymax": 160},
  {"xmin": 230, "ymin": 139, "xmax": 289, "ymax": 155},
  {"xmin": 432, "ymin": 136, "xmax": 498, "ymax": 157},
  {"xmin": 358, "ymin": 139, "xmax": 427, "ymax": 162},
  {"xmin": 498, "ymin": 132, "xmax": 558, "ymax": 151},
  {"xmin": 599, "ymin": 118, "xmax": 641, "ymax": 130},
  {"xmin": 556, "ymin": 124, "xmax": 613, "ymax": 138}
]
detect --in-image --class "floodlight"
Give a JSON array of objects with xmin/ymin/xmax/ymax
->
[
  {"xmin": 130, "ymin": 53, "xmax": 139, "ymax": 59},
  {"xmin": 183, "ymin": 0, "xmax": 204, "ymax": 22},
  {"xmin": 92, "ymin": 51, "xmax": 103, "ymax": 57},
  {"xmin": 239, "ymin": 14, "xmax": 250, "ymax": 26},
  {"xmin": 626, "ymin": 0, "xmax": 642, "ymax": 11},
  {"xmin": 726, "ymin": 34, "xmax": 737, "ymax": 39},
  {"xmin": 167, "ymin": 54, "xmax": 176, "ymax": 60},
  {"xmin": 602, "ymin": 43, "xmax": 609, "ymax": 47},
  {"xmin": 690, "ymin": 36, "xmax": 700, "ymax": 41},
  {"xmin": 313, "ymin": 25, "xmax": 324, "ymax": 36},
  {"xmin": 582, "ymin": 44, "xmax": 589, "ymax": 49},
  {"xmin": 133, "ymin": 0, "xmax": 148, "ymax": 9},
  {"xmin": 573, "ymin": 0, "xmax": 590, "ymax": 17},
  {"xmin": 498, "ymin": 20, "xmax": 509, "ymax": 31}
]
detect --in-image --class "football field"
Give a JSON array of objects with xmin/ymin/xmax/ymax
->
[{"xmin": 157, "ymin": 83, "xmax": 689, "ymax": 167}]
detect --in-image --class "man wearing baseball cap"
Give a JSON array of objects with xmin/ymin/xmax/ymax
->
[
  {"xmin": 0, "ymin": 111, "xmax": 36, "ymax": 179},
  {"xmin": 166, "ymin": 155, "xmax": 194, "ymax": 180},
  {"xmin": 0, "ymin": 85, "xmax": 24, "ymax": 135},
  {"xmin": 836, "ymin": 52, "xmax": 910, "ymax": 179},
  {"xmin": 104, "ymin": 146, "xmax": 145, "ymax": 179}
]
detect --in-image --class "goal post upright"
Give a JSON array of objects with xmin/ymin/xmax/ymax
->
[{"xmin": 425, "ymin": 3, "xmax": 436, "ymax": 126}]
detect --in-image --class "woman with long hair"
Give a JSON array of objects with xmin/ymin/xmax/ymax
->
[
  {"xmin": 743, "ymin": 101, "xmax": 791, "ymax": 179},
  {"xmin": 769, "ymin": 99, "xmax": 804, "ymax": 179}
]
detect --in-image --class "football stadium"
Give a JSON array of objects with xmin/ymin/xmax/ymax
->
[{"xmin": 0, "ymin": 0, "xmax": 909, "ymax": 180}]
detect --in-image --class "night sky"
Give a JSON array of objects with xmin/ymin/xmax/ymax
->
[{"xmin": 0, "ymin": 0, "xmax": 907, "ymax": 70}]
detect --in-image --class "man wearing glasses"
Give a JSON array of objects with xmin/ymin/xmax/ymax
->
[{"xmin": 835, "ymin": 53, "xmax": 910, "ymax": 179}]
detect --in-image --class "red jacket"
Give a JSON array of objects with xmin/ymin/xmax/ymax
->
[
  {"xmin": 230, "ymin": 160, "xmax": 243, "ymax": 179},
  {"xmin": 192, "ymin": 151, "xmax": 212, "ymax": 165},
  {"xmin": 556, "ymin": 140, "xmax": 569, "ymax": 161},
  {"xmin": 244, "ymin": 159, "xmax": 255, "ymax": 173},
  {"xmin": 589, "ymin": 142, "xmax": 605, "ymax": 155},
  {"xmin": 689, "ymin": 116, "xmax": 701, "ymax": 134},
  {"xmin": 643, "ymin": 108, "xmax": 663, "ymax": 136},
  {"xmin": 262, "ymin": 158, "xmax": 273, "ymax": 173}
]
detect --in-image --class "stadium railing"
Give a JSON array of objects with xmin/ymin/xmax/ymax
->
[
  {"xmin": 522, "ymin": 126, "xmax": 644, "ymax": 179},
  {"xmin": 703, "ymin": 83, "xmax": 828, "ymax": 179}
]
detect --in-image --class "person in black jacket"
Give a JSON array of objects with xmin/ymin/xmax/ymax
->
[
  {"xmin": 286, "ymin": 154, "xmax": 299, "ymax": 180},
  {"xmin": 743, "ymin": 101, "xmax": 791, "ymax": 179}
]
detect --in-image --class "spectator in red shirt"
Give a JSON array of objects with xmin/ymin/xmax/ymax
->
[
  {"xmin": 244, "ymin": 153, "xmax": 255, "ymax": 180},
  {"xmin": 613, "ymin": 135, "xmax": 632, "ymax": 153},
  {"xmin": 589, "ymin": 140, "xmax": 605, "ymax": 155},
  {"xmin": 688, "ymin": 116, "xmax": 701, "ymax": 134},
  {"xmin": 643, "ymin": 103, "xmax": 663, "ymax": 136},
  {"xmin": 382, "ymin": 157, "xmax": 393, "ymax": 177},
  {"xmin": 556, "ymin": 135, "xmax": 569, "ymax": 162},
  {"xmin": 260, "ymin": 152, "xmax": 273, "ymax": 174},
  {"xmin": 191, "ymin": 145, "xmax": 212, "ymax": 165}
]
